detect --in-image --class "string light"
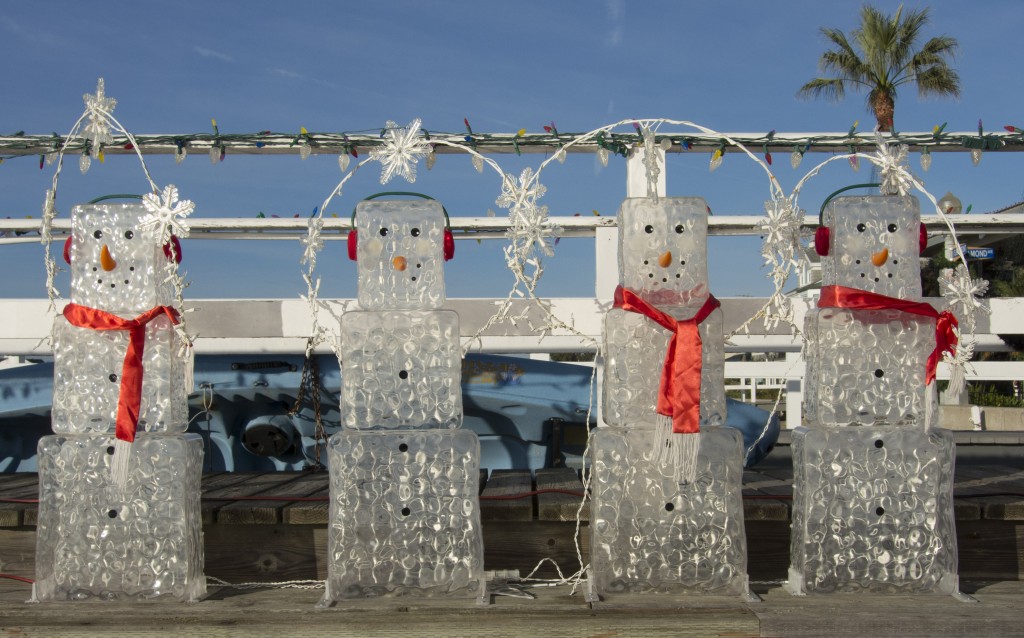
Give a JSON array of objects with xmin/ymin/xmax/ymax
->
[
  {"xmin": 920, "ymin": 147, "xmax": 932, "ymax": 172},
  {"xmin": 790, "ymin": 145, "xmax": 805, "ymax": 169},
  {"xmin": 209, "ymin": 144, "xmax": 220, "ymax": 165},
  {"xmin": 763, "ymin": 130, "xmax": 775, "ymax": 165},
  {"xmin": 659, "ymin": 137, "xmax": 673, "ymax": 151},
  {"xmin": 338, "ymin": 153, "xmax": 350, "ymax": 172},
  {"xmin": 472, "ymin": 154, "xmax": 484, "ymax": 173},
  {"xmin": 848, "ymin": 145, "xmax": 859, "ymax": 172},
  {"xmin": 426, "ymin": 144, "xmax": 436, "ymax": 170},
  {"xmin": 175, "ymin": 140, "xmax": 187, "ymax": 164},
  {"xmin": 709, "ymin": 143, "xmax": 725, "ymax": 172},
  {"xmin": 298, "ymin": 127, "xmax": 312, "ymax": 161},
  {"xmin": 597, "ymin": 146, "xmax": 609, "ymax": 167},
  {"xmin": 79, "ymin": 145, "xmax": 91, "ymax": 174},
  {"xmin": 971, "ymin": 148, "xmax": 982, "ymax": 166}
]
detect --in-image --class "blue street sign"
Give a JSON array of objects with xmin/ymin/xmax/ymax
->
[{"xmin": 964, "ymin": 246, "xmax": 995, "ymax": 260}]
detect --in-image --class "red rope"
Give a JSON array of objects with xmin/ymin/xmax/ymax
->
[{"xmin": 0, "ymin": 573, "xmax": 33, "ymax": 584}]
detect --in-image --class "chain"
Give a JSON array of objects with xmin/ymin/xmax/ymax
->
[{"xmin": 290, "ymin": 337, "xmax": 327, "ymax": 471}]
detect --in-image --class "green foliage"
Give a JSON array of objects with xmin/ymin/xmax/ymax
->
[
  {"xmin": 969, "ymin": 383, "xmax": 1024, "ymax": 408},
  {"xmin": 550, "ymin": 352, "xmax": 596, "ymax": 363},
  {"xmin": 798, "ymin": 4, "xmax": 960, "ymax": 130}
]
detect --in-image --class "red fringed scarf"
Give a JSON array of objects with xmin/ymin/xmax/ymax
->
[
  {"xmin": 613, "ymin": 285, "xmax": 720, "ymax": 434},
  {"xmin": 62, "ymin": 303, "xmax": 180, "ymax": 443},
  {"xmin": 818, "ymin": 285, "xmax": 958, "ymax": 385}
]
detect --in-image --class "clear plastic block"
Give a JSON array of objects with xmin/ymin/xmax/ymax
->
[
  {"xmin": 34, "ymin": 433, "xmax": 205, "ymax": 602},
  {"xmin": 803, "ymin": 307, "xmax": 935, "ymax": 428},
  {"xmin": 354, "ymin": 199, "xmax": 447, "ymax": 311},
  {"xmin": 602, "ymin": 307, "xmax": 726, "ymax": 429},
  {"xmin": 324, "ymin": 429, "xmax": 485, "ymax": 599},
  {"xmin": 51, "ymin": 315, "xmax": 188, "ymax": 434},
  {"xmin": 69, "ymin": 204, "xmax": 176, "ymax": 314},
  {"xmin": 617, "ymin": 197, "xmax": 710, "ymax": 307},
  {"xmin": 788, "ymin": 426, "xmax": 958, "ymax": 594},
  {"xmin": 340, "ymin": 310, "xmax": 462, "ymax": 430},
  {"xmin": 821, "ymin": 195, "xmax": 923, "ymax": 300},
  {"xmin": 590, "ymin": 426, "xmax": 748, "ymax": 595}
]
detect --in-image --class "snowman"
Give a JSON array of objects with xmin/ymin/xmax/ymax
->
[
  {"xmin": 324, "ymin": 196, "xmax": 485, "ymax": 603},
  {"xmin": 35, "ymin": 201, "xmax": 205, "ymax": 602},
  {"xmin": 788, "ymin": 195, "xmax": 960, "ymax": 594},
  {"xmin": 590, "ymin": 197, "xmax": 750, "ymax": 598}
]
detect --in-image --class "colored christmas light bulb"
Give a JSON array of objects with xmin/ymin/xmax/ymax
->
[{"xmin": 709, "ymin": 149, "xmax": 723, "ymax": 172}]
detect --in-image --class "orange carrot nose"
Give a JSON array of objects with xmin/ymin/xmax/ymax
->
[
  {"xmin": 657, "ymin": 251, "xmax": 673, "ymax": 268},
  {"xmin": 100, "ymin": 244, "xmax": 117, "ymax": 271},
  {"xmin": 392, "ymin": 255, "xmax": 408, "ymax": 271},
  {"xmin": 870, "ymin": 248, "xmax": 889, "ymax": 267}
]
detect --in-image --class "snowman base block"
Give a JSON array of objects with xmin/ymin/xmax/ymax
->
[
  {"xmin": 589, "ymin": 426, "xmax": 749, "ymax": 596},
  {"xmin": 787, "ymin": 426, "xmax": 959, "ymax": 594},
  {"xmin": 324, "ymin": 429, "xmax": 485, "ymax": 600},
  {"xmin": 34, "ymin": 433, "xmax": 205, "ymax": 602}
]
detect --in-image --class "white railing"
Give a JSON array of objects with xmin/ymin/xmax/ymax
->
[{"xmin": 1, "ymin": 149, "xmax": 1023, "ymax": 429}]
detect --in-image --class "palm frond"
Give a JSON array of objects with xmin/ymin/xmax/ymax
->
[
  {"xmin": 914, "ymin": 65, "xmax": 962, "ymax": 99},
  {"xmin": 797, "ymin": 78, "xmax": 847, "ymax": 102}
]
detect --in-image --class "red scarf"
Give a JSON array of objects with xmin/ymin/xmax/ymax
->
[
  {"xmin": 62, "ymin": 303, "xmax": 181, "ymax": 443},
  {"xmin": 818, "ymin": 286, "xmax": 958, "ymax": 385},
  {"xmin": 613, "ymin": 286, "xmax": 720, "ymax": 434}
]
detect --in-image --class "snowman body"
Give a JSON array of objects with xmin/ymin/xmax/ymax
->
[
  {"xmin": 789, "ymin": 195, "xmax": 959, "ymax": 595},
  {"xmin": 591, "ymin": 197, "xmax": 748, "ymax": 597},
  {"xmin": 36, "ymin": 203, "xmax": 204, "ymax": 602},
  {"xmin": 326, "ymin": 199, "xmax": 484, "ymax": 601}
]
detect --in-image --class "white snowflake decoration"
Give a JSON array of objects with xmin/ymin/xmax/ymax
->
[
  {"xmin": 757, "ymin": 196, "xmax": 804, "ymax": 329},
  {"xmin": 939, "ymin": 264, "xmax": 989, "ymax": 394},
  {"xmin": 141, "ymin": 184, "xmax": 194, "ymax": 244},
  {"xmin": 497, "ymin": 167, "xmax": 561, "ymax": 258},
  {"xmin": 369, "ymin": 119, "xmax": 429, "ymax": 184},
  {"xmin": 873, "ymin": 130, "xmax": 914, "ymax": 196},
  {"xmin": 640, "ymin": 125, "xmax": 661, "ymax": 200},
  {"xmin": 81, "ymin": 78, "xmax": 117, "ymax": 150}
]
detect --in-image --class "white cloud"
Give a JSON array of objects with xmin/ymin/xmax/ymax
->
[
  {"xmin": 193, "ymin": 46, "xmax": 234, "ymax": 63},
  {"xmin": 268, "ymin": 67, "xmax": 340, "ymax": 90},
  {"xmin": 605, "ymin": 0, "xmax": 624, "ymax": 46}
]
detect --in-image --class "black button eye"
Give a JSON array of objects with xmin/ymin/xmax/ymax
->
[
  {"xmin": 674, "ymin": 224, "xmax": 685, "ymax": 234},
  {"xmin": 124, "ymin": 230, "xmax": 134, "ymax": 239},
  {"xmin": 379, "ymin": 227, "xmax": 388, "ymax": 237},
  {"xmin": 856, "ymin": 223, "xmax": 866, "ymax": 232},
  {"xmin": 644, "ymin": 225, "xmax": 654, "ymax": 234},
  {"xmin": 887, "ymin": 223, "xmax": 897, "ymax": 232},
  {"xmin": 93, "ymin": 230, "xmax": 103, "ymax": 239},
  {"xmin": 410, "ymin": 228, "xmax": 420, "ymax": 237}
]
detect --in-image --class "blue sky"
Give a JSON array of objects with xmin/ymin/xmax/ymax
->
[{"xmin": 1, "ymin": 1, "xmax": 1021, "ymax": 300}]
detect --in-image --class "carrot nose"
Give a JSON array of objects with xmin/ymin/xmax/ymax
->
[
  {"xmin": 657, "ymin": 251, "xmax": 673, "ymax": 268},
  {"xmin": 392, "ymin": 255, "xmax": 408, "ymax": 271},
  {"xmin": 100, "ymin": 244, "xmax": 117, "ymax": 271},
  {"xmin": 871, "ymin": 248, "xmax": 889, "ymax": 267}
]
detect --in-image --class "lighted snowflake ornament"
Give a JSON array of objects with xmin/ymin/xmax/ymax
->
[
  {"xmin": 874, "ymin": 130, "xmax": 914, "ymax": 196},
  {"xmin": 81, "ymin": 78, "xmax": 117, "ymax": 150},
  {"xmin": 369, "ymin": 119, "xmax": 429, "ymax": 184},
  {"xmin": 141, "ymin": 185, "xmax": 194, "ymax": 245},
  {"xmin": 301, "ymin": 217, "xmax": 324, "ymax": 265},
  {"xmin": 497, "ymin": 167, "xmax": 560, "ymax": 258}
]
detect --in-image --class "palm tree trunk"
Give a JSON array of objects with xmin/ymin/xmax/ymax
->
[{"xmin": 872, "ymin": 92, "xmax": 895, "ymax": 132}]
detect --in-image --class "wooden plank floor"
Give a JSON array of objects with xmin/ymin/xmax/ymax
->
[
  {"xmin": 1, "ymin": 580, "xmax": 1022, "ymax": 637},
  {"xmin": 2, "ymin": 462, "xmax": 1024, "ymax": 636}
]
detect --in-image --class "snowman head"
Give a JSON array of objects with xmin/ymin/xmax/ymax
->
[
  {"xmin": 820, "ymin": 195, "xmax": 924, "ymax": 299},
  {"xmin": 352, "ymin": 199, "xmax": 449, "ymax": 310},
  {"xmin": 66, "ymin": 203, "xmax": 178, "ymax": 314},
  {"xmin": 618, "ymin": 197, "xmax": 710, "ymax": 311}
]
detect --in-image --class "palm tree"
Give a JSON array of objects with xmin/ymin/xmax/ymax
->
[{"xmin": 798, "ymin": 4, "xmax": 960, "ymax": 132}]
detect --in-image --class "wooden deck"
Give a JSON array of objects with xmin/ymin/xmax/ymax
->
[{"xmin": 1, "ymin": 456, "xmax": 1023, "ymax": 636}]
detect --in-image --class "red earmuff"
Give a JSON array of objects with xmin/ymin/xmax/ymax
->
[
  {"xmin": 63, "ymin": 237, "xmax": 73, "ymax": 264},
  {"xmin": 347, "ymin": 230, "xmax": 358, "ymax": 261},
  {"xmin": 814, "ymin": 226, "xmax": 831, "ymax": 256},
  {"xmin": 443, "ymin": 228, "xmax": 455, "ymax": 261},
  {"xmin": 163, "ymin": 235, "xmax": 183, "ymax": 263},
  {"xmin": 919, "ymin": 223, "xmax": 927, "ymax": 254}
]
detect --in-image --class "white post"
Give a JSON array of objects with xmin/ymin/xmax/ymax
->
[{"xmin": 785, "ymin": 351, "xmax": 803, "ymax": 429}]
